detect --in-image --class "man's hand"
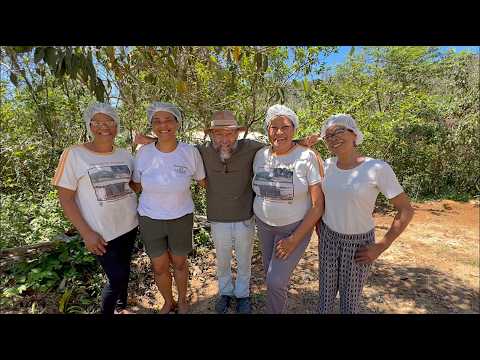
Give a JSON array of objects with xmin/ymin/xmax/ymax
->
[{"xmin": 298, "ymin": 134, "xmax": 321, "ymax": 147}]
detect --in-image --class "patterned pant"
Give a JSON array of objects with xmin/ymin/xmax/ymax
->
[{"xmin": 318, "ymin": 221, "xmax": 375, "ymax": 314}]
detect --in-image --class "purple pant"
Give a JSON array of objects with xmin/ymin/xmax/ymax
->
[{"xmin": 256, "ymin": 216, "xmax": 312, "ymax": 314}]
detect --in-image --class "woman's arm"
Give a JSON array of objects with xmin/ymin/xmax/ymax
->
[
  {"xmin": 196, "ymin": 178, "xmax": 207, "ymax": 188},
  {"xmin": 275, "ymin": 183, "xmax": 325, "ymax": 260},
  {"xmin": 57, "ymin": 186, "xmax": 108, "ymax": 255},
  {"xmin": 297, "ymin": 133, "xmax": 321, "ymax": 148},
  {"xmin": 310, "ymin": 148, "xmax": 324, "ymax": 178},
  {"xmin": 354, "ymin": 192, "xmax": 414, "ymax": 264},
  {"xmin": 295, "ymin": 145, "xmax": 324, "ymax": 178},
  {"xmin": 134, "ymin": 133, "xmax": 156, "ymax": 145}
]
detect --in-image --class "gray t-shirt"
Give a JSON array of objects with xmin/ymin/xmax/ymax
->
[
  {"xmin": 196, "ymin": 139, "xmax": 265, "ymax": 222},
  {"xmin": 252, "ymin": 145, "xmax": 322, "ymax": 226}
]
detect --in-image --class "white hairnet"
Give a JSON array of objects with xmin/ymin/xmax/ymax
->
[
  {"xmin": 83, "ymin": 102, "xmax": 121, "ymax": 137},
  {"xmin": 147, "ymin": 102, "xmax": 182, "ymax": 125},
  {"xmin": 320, "ymin": 114, "xmax": 364, "ymax": 145},
  {"xmin": 264, "ymin": 104, "xmax": 299, "ymax": 132}
]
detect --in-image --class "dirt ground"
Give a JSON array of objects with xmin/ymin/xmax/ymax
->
[{"xmin": 128, "ymin": 199, "xmax": 479, "ymax": 314}]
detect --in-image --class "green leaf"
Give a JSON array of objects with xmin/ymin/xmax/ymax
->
[
  {"xmin": 303, "ymin": 78, "xmax": 310, "ymax": 93},
  {"xmin": 88, "ymin": 60, "xmax": 97, "ymax": 82},
  {"xmin": 144, "ymin": 73, "xmax": 155, "ymax": 85},
  {"xmin": 56, "ymin": 54, "xmax": 65, "ymax": 77},
  {"xmin": 176, "ymin": 80, "xmax": 187, "ymax": 94},
  {"xmin": 34, "ymin": 47, "xmax": 45, "ymax": 64},
  {"xmin": 105, "ymin": 46, "xmax": 115, "ymax": 61},
  {"xmin": 167, "ymin": 55, "xmax": 175, "ymax": 69},
  {"xmin": 58, "ymin": 288, "xmax": 73, "ymax": 313},
  {"xmin": 279, "ymin": 87, "xmax": 285, "ymax": 103},
  {"xmin": 9, "ymin": 72, "xmax": 18, "ymax": 86},
  {"xmin": 44, "ymin": 47, "xmax": 57, "ymax": 70},
  {"xmin": 64, "ymin": 48, "xmax": 72, "ymax": 73},
  {"xmin": 13, "ymin": 46, "xmax": 33, "ymax": 54},
  {"xmin": 16, "ymin": 284, "xmax": 28, "ymax": 294},
  {"xmin": 35, "ymin": 65, "xmax": 45, "ymax": 76},
  {"xmin": 70, "ymin": 54, "xmax": 79, "ymax": 79},
  {"xmin": 255, "ymin": 53, "xmax": 263, "ymax": 71},
  {"xmin": 94, "ymin": 80, "xmax": 105, "ymax": 102},
  {"xmin": 262, "ymin": 54, "xmax": 269, "ymax": 72},
  {"xmin": 233, "ymin": 46, "xmax": 242, "ymax": 62},
  {"xmin": 79, "ymin": 59, "xmax": 90, "ymax": 83}
]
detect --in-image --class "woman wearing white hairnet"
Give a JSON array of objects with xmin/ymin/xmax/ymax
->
[
  {"xmin": 317, "ymin": 114, "xmax": 414, "ymax": 313},
  {"xmin": 52, "ymin": 102, "xmax": 139, "ymax": 315},
  {"xmin": 131, "ymin": 102, "xmax": 206, "ymax": 314},
  {"xmin": 252, "ymin": 104, "xmax": 325, "ymax": 314}
]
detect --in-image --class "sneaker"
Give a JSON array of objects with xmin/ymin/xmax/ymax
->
[
  {"xmin": 235, "ymin": 297, "xmax": 251, "ymax": 314},
  {"xmin": 215, "ymin": 295, "xmax": 232, "ymax": 314}
]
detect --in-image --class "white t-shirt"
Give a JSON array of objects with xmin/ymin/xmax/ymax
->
[
  {"xmin": 321, "ymin": 157, "xmax": 404, "ymax": 235},
  {"xmin": 52, "ymin": 145, "xmax": 139, "ymax": 242},
  {"xmin": 252, "ymin": 145, "xmax": 322, "ymax": 226},
  {"xmin": 133, "ymin": 142, "xmax": 206, "ymax": 220}
]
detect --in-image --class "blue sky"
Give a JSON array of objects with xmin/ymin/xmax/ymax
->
[
  {"xmin": 322, "ymin": 46, "xmax": 479, "ymax": 67},
  {"xmin": 287, "ymin": 46, "xmax": 479, "ymax": 81}
]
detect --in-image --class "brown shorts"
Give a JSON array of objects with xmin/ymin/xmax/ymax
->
[{"xmin": 138, "ymin": 213, "xmax": 193, "ymax": 258}]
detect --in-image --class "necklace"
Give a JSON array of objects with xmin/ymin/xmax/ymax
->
[{"xmin": 271, "ymin": 142, "xmax": 296, "ymax": 156}]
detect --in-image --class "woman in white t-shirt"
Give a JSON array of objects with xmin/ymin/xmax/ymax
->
[
  {"xmin": 252, "ymin": 104, "xmax": 325, "ymax": 314},
  {"xmin": 52, "ymin": 102, "xmax": 139, "ymax": 315},
  {"xmin": 317, "ymin": 114, "xmax": 414, "ymax": 314},
  {"xmin": 132, "ymin": 102, "xmax": 206, "ymax": 314}
]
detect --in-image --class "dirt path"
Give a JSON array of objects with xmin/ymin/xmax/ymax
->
[{"xmin": 128, "ymin": 199, "xmax": 479, "ymax": 314}]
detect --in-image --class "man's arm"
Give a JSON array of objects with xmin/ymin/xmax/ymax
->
[{"xmin": 296, "ymin": 133, "xmax": 321, "ymax": 147}]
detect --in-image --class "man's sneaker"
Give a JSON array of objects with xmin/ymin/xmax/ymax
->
[
  {"xmin": 215, "ymin": 295, "xmax": 232, "ymax": 314},
  {"xmin": 236, "ymin": 297, "xmax": 252, "ymax": 314}
]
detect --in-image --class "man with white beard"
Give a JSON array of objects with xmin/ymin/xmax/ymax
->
[
  {"xmin": 136, "ymin": 110, "xmax": 320, "ymax": 313},
  {"xmin": 196, "ymin": 111, "xmax": 264, "ymax": 313}
]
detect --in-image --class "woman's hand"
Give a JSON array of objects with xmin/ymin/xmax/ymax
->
[
  {"xmin": 82, "ymin": 230, "xmax": 108, "ymax": 256},
  {"xmin": 354, "ymin": 242, "xmax": 388, "ymax": 264},
  {"xmin": 355, "ymin": 192, "xmax": 414, "ymax": 265},
  {"xmin": 134, "ymin": 133, "xmax": 156, "ymax": 145},
  {"xmin": 275, "ymin": 236, "xmax": 298, "ymax": 260},
  {"xmin": 197, "ymin": 178, "xmax": 207, "ymax": 188}
]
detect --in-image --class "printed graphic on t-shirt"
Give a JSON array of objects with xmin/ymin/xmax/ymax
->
[
  {"xmin": 174, "ymin": 165, "xmax": 188, "ymax": 175},
  {"xmin": 87, "ymin": 165, "xmax": 133, "ymax": 202},
  {"xmin": 253, "ymin": 166, "xmax": 294, "ymax": 201}
]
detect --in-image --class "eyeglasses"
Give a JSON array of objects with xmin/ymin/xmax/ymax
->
[
  {"xmin": 91, "ymin": 120, "xmax": 116, "ymax": 127},
  {"xmin": 324, "ymin": 127, "xmax": 353, "ymax": 141}
]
